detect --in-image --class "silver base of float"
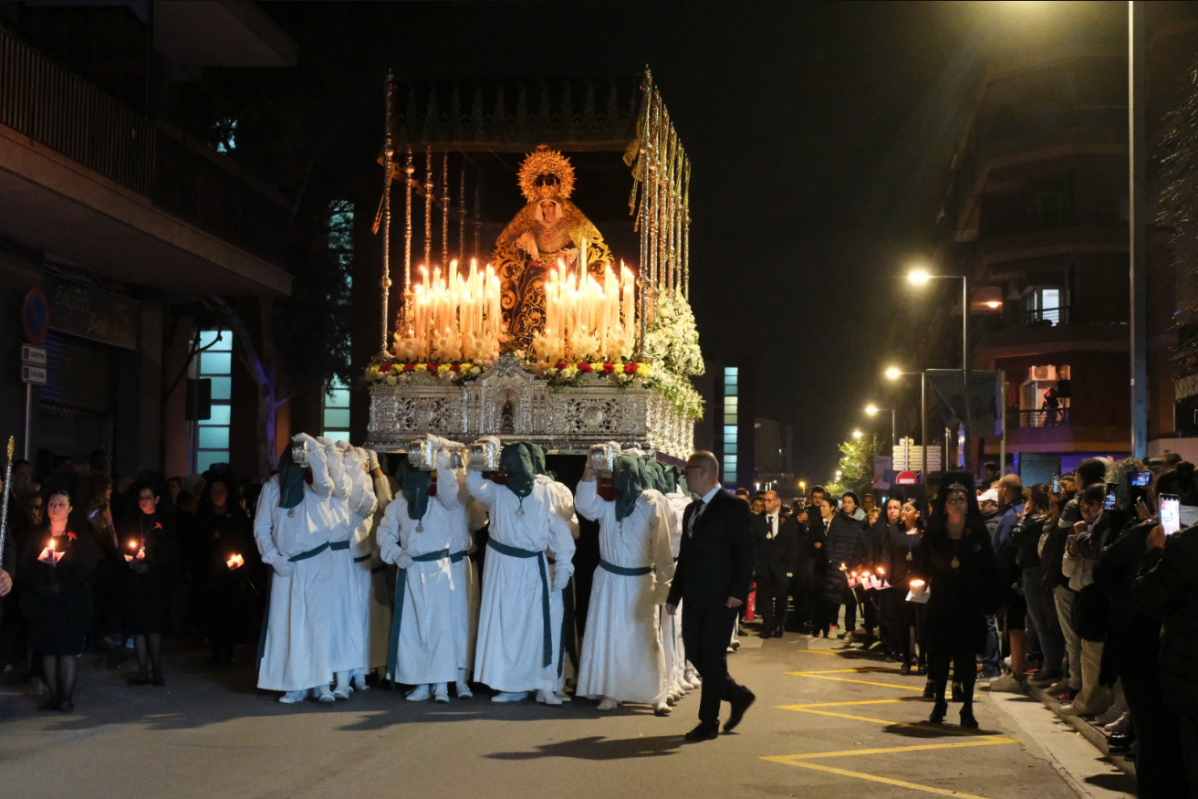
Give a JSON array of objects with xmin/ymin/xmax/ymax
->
[{"xmin": 366, "ymin": 355, "xmax": 694, "ymax": 459}]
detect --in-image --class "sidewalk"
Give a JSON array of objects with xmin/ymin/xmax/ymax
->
[{"xmin": 1024, "ymin": 681, "xmax": 1137, "ymax": 778}]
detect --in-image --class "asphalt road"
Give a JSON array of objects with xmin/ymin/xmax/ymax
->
[{"xmin": 0, "ymin": 624, "xmax": 1136, "ymax": 799}]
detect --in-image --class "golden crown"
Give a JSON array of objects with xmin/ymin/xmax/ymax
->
[{"xmin": 517, "ymin": 145, "xmax": 575, "ymax": 202}]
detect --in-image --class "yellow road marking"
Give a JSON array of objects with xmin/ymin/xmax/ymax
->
[
  {"xmin": 762, "ymin": 759, "xmax": 994, "ymax": 799},
  {"xmin": 789, "ymin": 698, "xmax": 912, "ymax": 708},
  {"xmin": 791, "ymin": 667, "xmax": 903, "ymax": 675},
  {"xmin": 786, "ymin": 672, "xmax": 926, "ymax": 691},
  {"xmin": 767, "ymin": 736, "xmax": 1017, "ymax": 761},
  {"xmin": 779, "ymin": 706, "xmax": 928, "ymax": 726}
]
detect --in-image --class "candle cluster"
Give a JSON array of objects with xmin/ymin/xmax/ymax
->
[
  {"xmin": 531, "ymin": 262, "xmax": 637, "ymax": 364},
  {"xmin": 393, "ymin": 260, "xmax": 503, "ymax": 364}
]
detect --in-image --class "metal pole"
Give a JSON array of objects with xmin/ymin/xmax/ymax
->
[
  {"xmin": 921, "ymin": 371, "xmax": 927, "ymax": 480},
  {"xmin": 24, "ymin": 383, "xmax": 32, "ymax": 460},
  {"xmin": 890, "ymin": 408, "xmax": 897, "ymax": 452},
  {"xmin": 999, "ymin": 373, "xmax": 1007, "ymax": 476},
  {"xmin": 1130, "ymin": 0, "xmax": 1148, "ymax": 458},
  {"xmin": 962, "ymin": 275, "xmax": 971, "ymax": 472}
]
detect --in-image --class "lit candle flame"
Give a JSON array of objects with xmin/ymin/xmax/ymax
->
[{"xmin": 910, "ymin": 579, "xmax": 926, "ymax": 589}]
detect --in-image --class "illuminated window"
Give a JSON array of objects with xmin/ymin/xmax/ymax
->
[
  {"xmin": 323, "ymin": 376, "xmax": 351, "ymax": 441},
  {"xmin": 196, "ymin": 329, "xmax": 233, "ymax": 473}
]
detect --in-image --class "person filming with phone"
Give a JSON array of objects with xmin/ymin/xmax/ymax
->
[{"xmin": 1133, "ymin": 462, "xmax": 1198, "ymax": 796}]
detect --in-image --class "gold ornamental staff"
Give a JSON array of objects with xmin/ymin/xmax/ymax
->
[{"xmin": 0, "ymin": 436, "xmax": 14, "ymax": 568}]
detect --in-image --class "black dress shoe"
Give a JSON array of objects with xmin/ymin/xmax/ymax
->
[
  {"xmin": 38, "ymin": 698, "xmax": 61, "ymax": 712},
  {"xmin": 929, "ymin": 701, "xmax": 948, "ymax": 724},
  {"xmin": 131, "ymin": 675, "xmax": 151, "ymax": 687},
  {"xmin": 922, "ymin": 680, "xmax": 936, "ymax": 699},
  {"xmin": 773, "ymin": 629, "xmax": 784, "ymax": 638},
  {"xmin": 959, "ymin": 709, "xmax": 978, "ymax": 729},
  {"xmin": 723, "ymin": 689, "xmax": 756, "ymax": 733},
  {"xmin": 684, "ymin": 723, "xmax": 720, "ymax": 742},
  {"xmin": 901, "ymin": 663, "xmax": 912, "ymax": 676},
  {"xmin": 59, "ymin": 701, "xmax": 74, "ymax": 713}
]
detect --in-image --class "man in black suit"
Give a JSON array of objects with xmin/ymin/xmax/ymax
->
[
  {"xmin": 753, "ymin": 490, "xmax": 799, "ymax": 638},
  {"xmin": 666, "ymin": 451, "xmax": 756, "ymax": 742}
]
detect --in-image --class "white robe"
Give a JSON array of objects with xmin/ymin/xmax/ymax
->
[
  {"xmin": 574, "ymin": 481, "xmax": 675, "ymax": 704},
  {"xmin": 452, "ymin": 485, "xmax": 486, "ymax": 676},
  {"xmin": 539, "ymin": 474, "xmax": 580, "ymax": 692},
  {"xmin": 377, "ymin": 460, "xmax": 468, "ymax": 685},
  {"xmin": 366, "ymin": 473, "xmax": 395, "ymax": 673},
  {"xmin": 319, "ymin": 443, "xmax": 368, "ymax": 675},
  {"xmin": 344, "ymin": 451, "xmax": 380, "ymax": 674},
  {"xmin": 253, "ymin": 467, "xmax": 340, "ymax": 692},
  {"xmin": 662, "ymin": 490, "xmax": 690, "ymax": 691},
  {"xmin": 468, "ymin": 472, "xmax": 576, "ymax": 693}
]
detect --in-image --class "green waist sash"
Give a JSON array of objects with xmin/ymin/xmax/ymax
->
[{"xmin": 599, "ymin": 559, "xmax": 653, "ymax": 577}]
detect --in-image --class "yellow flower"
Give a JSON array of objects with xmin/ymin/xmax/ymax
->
[
  {"xmin": 414, "ymin": 363, "xmax": 428, "ymax": 372},
  {"xmin": 636, "ymin": 364, "xmax": 651, "ymax": 379},
  {"xmin": 438, "ymin": 364, "xmax": 451, "ymax": 373}
]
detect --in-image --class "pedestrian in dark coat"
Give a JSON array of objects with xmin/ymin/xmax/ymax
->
[
  {"xmin": 118, "ymin": 484, "xmax": 179, "ymax": 686},
  {"xmin": 1133, "ymin": 472, "xmax": 1198, "ymax": 797},
  {"xmin": 20, "ymin": 489, "xmax": 100, "ymax": 712},
  {"xmin": 823, "ymin": 491, "xmax": 868, "ymax": 637},
  {"xmin": 198, "ymin": 476, "xmax": 260, "ymax": 665},
  {"xmin": 914, "ymin": 472, "xmax": 1000, "ymax": 729},
  {"xmin": 752, "ymin": 490, "xmax": 799, "ymax": 638}
]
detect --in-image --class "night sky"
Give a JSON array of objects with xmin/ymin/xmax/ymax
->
[{"xmin": 261, "ymin": 1, "xmax": 1125, "ymax": 484}]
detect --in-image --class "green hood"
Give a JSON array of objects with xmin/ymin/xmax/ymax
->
[
  {"xmin": 278, "ymin": 445, "xmax": 307, "ymax": 510},
  {"xmin": 500, "ymin": 442, "xmax": 536, "ymax": 500},
  {"xmin": 642, "ymin": 458, "xmax": 669, "ymax": 494},
  {"xmin": 394, "ymin": 458, "xmax": 431, "ymax": 521},
  {"xmin": 612, "ymin": 454, "xmax": 648, "ymax": 522},
  {"xmin": 527, "ymin": 443, "xmax": 555, "ymax": 481}
]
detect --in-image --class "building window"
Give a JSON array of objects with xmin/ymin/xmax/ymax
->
[
  {"xmin": 323, "ymin": 376, "xmax": 351, "ymax": 441},
  {"xmin": 1024, "ymin": 287, "xmax": 1064, "ymax": 325},
  {"xmin": 722, "ymin": 367, "xmax": 739, "ymax": 483},
  {"xmin": 195, "ymin": 329, "xmax": 233, "ymax": 473}
]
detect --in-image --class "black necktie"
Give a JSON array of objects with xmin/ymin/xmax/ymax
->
[{"xmin": 688, "ymin": 501, "xmax": 705, "ymax": 537}]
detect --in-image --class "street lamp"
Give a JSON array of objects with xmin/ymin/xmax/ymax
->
[
  {"xmin": 864, "ymin": 403, "xmax": 897, "ymax": 449},
  {"xmin": 852, "ymin": 429, "xmax": 863, "ymax": 440},
  {"xmin": 907, "ymin": 267, "xmax": 971, "ymax": 470},
  {"xmin": 883, "ymin": 366, "xmax": 928, "ymax": 477}
]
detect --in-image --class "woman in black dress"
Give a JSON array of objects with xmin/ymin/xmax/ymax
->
[
  {"xmin": 197, "ymin": 476, "xmax": 259, "ymax": 665},
  {"xmin": 20, "ymin": 489, "xmax": 100, "ymax": 712},
  {"xmin": 914, "ymin": 472, "xmax": 1000, "ymax": 728},
  {"xmin": 118, "ymin": 483, "xmax": 179, "ymax": 686}
]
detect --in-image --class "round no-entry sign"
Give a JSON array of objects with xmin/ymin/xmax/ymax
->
[
  {"xmin": 896, "ymin": 470, "xmax": 919, "ymax": 485},
  {"xmin": 22, "ymin": 288, "xmax": 49, "ymax": 344}
]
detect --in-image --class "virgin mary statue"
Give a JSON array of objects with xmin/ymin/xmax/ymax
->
[{"xmin": 492, "ymin": 145, "xmax": 613, "ymax": 350}]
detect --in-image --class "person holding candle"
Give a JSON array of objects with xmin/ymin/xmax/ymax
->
[
  {"xmin": 913, "ymin": 472, "xmax": 1001, "ymax": 728},
  {"xmin": 200, "ymin": 475, "xmax": 258, "ymax": 666},
  {"xmin": 19, "ymin": 489, "xmax": 100, "ymax": 712},
  {"xmin": 255, "ymin": 434, "xmax": 339, "ymax": 704},
  {"xmin": 119, "ymin": 483, "xmax": 179, "ymax": 687},
  {"xmin": 467, "ymin": 440, "xmax": 576, "ymax": 704}
]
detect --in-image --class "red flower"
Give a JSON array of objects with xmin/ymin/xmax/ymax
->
[
  {"xmin": 578, "ymin": 362, "xmax": 593, "ymax": 373},
  {"xmin": 623, "ymin": 363, "xmax": 638, "ymax": 375},
  {"xmin": 555, "ymin": 360, "xmax": 568, "ymax": 371},
  {"xmin": 602, "ymin": 362, "xmax": 615, "ymax": 374},
  {"xmin": 450, "ymin": 363, "xmax": 462, "ymax": 373},
  {"xmin": 66, "ymin": 531, "xmax": 77, "ymax": 541},
  {"xmin": 402, "ymin": 363, "xmax": 416, "ymax": 373},
  {"xmin": 154, "ymin": 522, "xmax": 163, "ymax": 530},
  {"xmin": 380, "ymin": 363, "xmax": 393, "ymax": 373}
]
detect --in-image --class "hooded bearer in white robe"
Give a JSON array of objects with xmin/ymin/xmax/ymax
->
[
  {"xmin": 315, "ymin": 438, "xmax": 370, "ymax": 699},
  {"xmin": 342, "ymin": 446, "xmax": 379, "ymax": 692},
  {"xmin": 254, "ymin": 433, "xmax": 340, "ymax": 703},
  {"xmin": 527, "ymin": 444, "xmax": 580, "ymax": 702},
  {"xmin": 467, "ymin": 439, "xmax": 575, "ymax": 703},
  {"xmin": 377, "ymin": 451, "xmax": 468, "ymax": 701},
  {"xmin": 574, "ymin": 454, "xmax": 675, "ymax": 713},
  {"xmin": 362, "ymin": 449, "xmax": 395, "ymax": 679}
]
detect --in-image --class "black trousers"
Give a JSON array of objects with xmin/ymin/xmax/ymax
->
[
  {"xmin": 682, "ymin": 603, "xmax": 747, "ymax": 727},
  {"xmin": 1123, "ymin": 670, "xmax": 1189, "ymax": 798},
  {"xmin": 929, "ymin": 641, "xmax": 976, "ymax": 708},
  {"xmin": 880, "ymin": 587, "xmax": 911, "ymax": 662},
  {"xmin": 756, "ymin": 568, "xmax": 788, "ymax": 633}
]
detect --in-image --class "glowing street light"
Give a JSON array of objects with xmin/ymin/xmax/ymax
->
[
  {"xmin": 865, "ymin": 403, "xmax": 879, "ymax": 416},
  {"xmin": 884, "ymin": 366, "xmax": 903, "ymax": 381},
  {"xmin": 852, "ymin": 429, "xmax": 863, "ymax": 440},
  {"xmin": 906, "ymin": 266, "xmax": 971, "ymax": 469},
  {"xmin": 907, "ymin": 267, "xmax": 931, "ymax": 285}
]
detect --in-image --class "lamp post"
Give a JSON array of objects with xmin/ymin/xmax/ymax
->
[
  {"xmin": 885, "ymin": 366, "xmax": 928, "ymax": 478},
  {"xmin": 908, "ymin": 268, "xmax": 971, "ymax": 470},
  {"xmin": 851, "ymin": 429, "xmax": 863, "ymax": 440},
  {"xmin": 864, "ymin": 403, "xmax": 896, "ymax": 448}
]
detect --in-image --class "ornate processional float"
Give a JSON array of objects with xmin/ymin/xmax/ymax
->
[{"xmin": 364, "ymin": 70, "xmax": 703, "ymax": 460}]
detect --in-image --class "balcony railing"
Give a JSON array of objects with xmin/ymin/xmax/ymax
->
[
  {"xmin": 0, "ymin": 26, "xmax": 288, "ymax": 264},
  {"xmin": 1022, "ymin": 307, "xmax": 1072, "ymax": 327},
  {"xmin": 1009, "ymin": 408, "xmax": 1071, "ymax": 428}
]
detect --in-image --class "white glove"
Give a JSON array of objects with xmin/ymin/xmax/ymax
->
[
  {"xmin": 316, "ymin": 436, "xmax": 337, "ymax": 455},
  {"xmin": 365, "ymin": 449, "xmax": 380, "ymax": 472},
  {"xmin": 396, "ymin": 551, "xmax": 415, "ymax": 570},
  {"xmin": 334, "ymin": 440, "xmax": 351, "ymax": 453},
  {"xmin": 379, "ymin": 541, "xmax": 402, "ymax": 566},
  {"xmin": 271, "ymin": 556, "xmax": 295, "ymax": 578},
  {"xmin": 551, "ymin": 566, "xmax": 572, "ymax": 592},
  {"xmin": 292, "ymin": 432, "xmax": 318, "ymax": 446}
]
